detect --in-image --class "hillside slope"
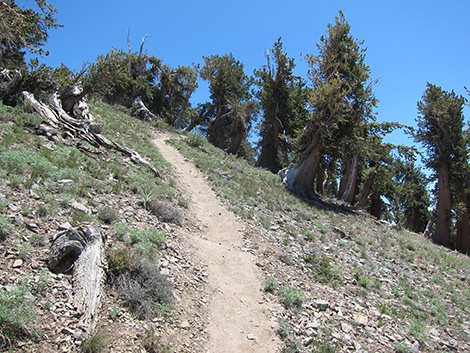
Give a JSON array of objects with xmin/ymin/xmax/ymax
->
[{"xmin": 0, "ymin": 102, "xmax": 469, "ymax": 353}]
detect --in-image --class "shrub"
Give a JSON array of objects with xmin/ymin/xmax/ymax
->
[
  {"xmin": 82, "ymin": 332, "xmax": 108, "ymax": 353},
  {"xmin": 263, "ymin": 277, "xmax": 278, "ymax": 293},
  {"xmin": 278, "ymin": 284, "xmax": 304, "ymax": 310},
  {"xmin": 114, "ymin": 256, "xmax": 173, "ymax": 319},
  {"xmin": 107, "ymin": 247, "xmax": 134, "ymax": 275},
  {"xmin": 0, "ymin": 284, "xmax": 36, "ymax": 350},
  {"xmin": 186, "ymin": 133, "xmax": 205, "ymax": 148},
  {"xmin": 0, "ymin": 214, "xmax": 14, "ymax": 241},
  {"xmin": 98, "ymin": 206, "xmax": 119, "ymax": 224},
  {"xmin": 148, "ymin": 200, "xmax": 183, "ymax": 224}
]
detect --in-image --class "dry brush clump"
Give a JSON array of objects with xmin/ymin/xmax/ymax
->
[{"xmin": 107, "ymin": 249, "xmax": 173, "ymax": 320}]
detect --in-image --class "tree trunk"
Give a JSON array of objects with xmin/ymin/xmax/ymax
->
[
  {"xmin": 423, "ymin": 206, "xmax": 437, "ymax": 238},
  {"xmin": 211, "ymin": 102, "xmax": 227, "ymax": 149},
  {"xmin": 356, "ymin": 169, "xmax": 376, "ymax": 207},
  {"xmin": 316, "ymin": 165, "xmax": 325, "ymax": 194},
  {"xmin": 434, "ymin": 164, "xmax": 452, "ymax": 247},
  {"xmin": 341, "ymin": 155, "xmax": 359, "ymax": 204},
  {"xmin": 455, "ymin": 183, "xmax": 470, "ymax": 254},
  {"xmin": 48, "ymin": 226, "xmax": 106, "ymax": 333},
  {"xmin": 370, "ymin": 192, "xmax": 382, "ymax": 219},
  {"xmin": 279, "ymin": 142, "xmax": 324, "ymax": 201},
  {"xmin": 225, "ymin": 112, "xmax": 247, "ymax": 155}
]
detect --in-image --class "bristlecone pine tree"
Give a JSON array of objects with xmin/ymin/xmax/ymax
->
[
  {"xmin": 255, "ymin": 38, "xmax": 310, "ymax": 173},
  {"xmin": 199, "ymin": 53, "xmax": 256, "ymax": 156},
  {"xmin": 280, "ymin": 11, "xmax": 377, "ymax": 202},
  {"xmin": 414, "ymin": 83, "xmax": 469, "ymax": 254}
]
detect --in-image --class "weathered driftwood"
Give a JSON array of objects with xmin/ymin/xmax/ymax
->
[
  {"xmin": 23, "ymin": 91, "xmax": 163, "ymax": 179},
  {"xmin": 48, "ymin": 225, "xmax": 106, "ymax": 333}
]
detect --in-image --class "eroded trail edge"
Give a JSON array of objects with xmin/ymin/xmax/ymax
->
[{"xmin": 154, "ymin": 133, "xmax": 280, "ymax": 353}]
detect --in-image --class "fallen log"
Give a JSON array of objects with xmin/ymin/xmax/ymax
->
[
  {"xmin": 23, "ymin": 91, "xmax": 163, "ymax": 179},
  {"xmin": 48, "ymin": 225, "xmax": 106, "ymax": 333}
]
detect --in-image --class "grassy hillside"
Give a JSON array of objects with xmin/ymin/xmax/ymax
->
[{"xmin": 0, "ymin": 101, "xmax": 469, "ymax": 352}]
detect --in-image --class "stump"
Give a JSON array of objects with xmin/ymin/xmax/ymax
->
[{"xmin": 48, "ymin": 225, "xmax": 106, "ymax": 332}]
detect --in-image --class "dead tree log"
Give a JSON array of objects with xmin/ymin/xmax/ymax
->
[
  {"xmin": 0, "ymin": 69, "xmax": 21, "ymax": 98},
  {"xmin": 22, "ymin": 91, "xmax": 163, "ymax": 179},
  {"xmin": 48, "ymin": 226, "xmax": 106, "ymax": 333}
]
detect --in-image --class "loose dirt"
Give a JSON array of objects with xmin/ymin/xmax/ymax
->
[{"xmin": 154, "ymin": 133, "xmax": 280, "ymax": 353}]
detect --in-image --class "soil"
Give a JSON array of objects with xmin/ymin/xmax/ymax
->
[{"xmin": 153, "ymin": 132, "xmax": 281, "ymax": 352}]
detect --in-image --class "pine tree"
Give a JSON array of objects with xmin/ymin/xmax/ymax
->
[
  {"xmin": 0, "ymin": 0, "xmax": 60, "ymax": 69},
  {"xmin": 199, "ymin": 53, "xmax": 256, "ymax": 155},
  {"xmin": 414, "ymin": 83, "xmax": 468, "ymax": 251},
  {"xmin": 281, "ymin": 11, "xmax": 377, "ymax": 201},
  {"xmin": 255, "ymin": 38, "xmax": 310, "ymax": 173}
]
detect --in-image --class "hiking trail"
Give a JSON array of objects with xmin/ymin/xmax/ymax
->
[{"xmin": 154, "ymin": 132, "xmax": 280, "ymax": 353}]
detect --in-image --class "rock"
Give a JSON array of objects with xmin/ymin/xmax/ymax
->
[
  {"xmin": 354, "ymin": 314, "xmax": 368, "ymax": 326},
  {"xmin": 69, "ymin": 201, "xmax": 91, "ymax": 215},
  {"xmin": 180, "ymin": 321, "xmax": 190, "ymax": 329},
  {"xmin": 61, "ymin": 327, "xmax": 75, "ymax": 335},
  {"xmin": 247, "ymin": 334, "xmax": 257, "ymax": 340},
  {"xmin": 313, "ymin": 300, "xmax": 329, "ymax": 311},
  {"xmin": 59, "ymin": 222, "xmax": 72, "ymax": 230},
  {"xmin": 306, "ymin": 320, "xmax": 320, "ymax": 329},
  {"xmin": 412, "ymin": 341, "xmax": 419, "ymax": 352},
  {"xmin": 12, "ymin": 259, "xmax": 23, "ymax": 268},
  {"xmin": 341, "ymin": 322, "xmax": 353, "ymax": 333}
]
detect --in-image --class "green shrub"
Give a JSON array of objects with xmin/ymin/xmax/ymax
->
[
  {"xmin": 0, "ymin": 284, "xmax": 36, "ymax": 349},
  {"xmin": 0, "ymin": 214, "xmax": 14, "ymax": 241},
  {"xmin": 82, "ymin": 332, "xmax": 108, "ymax": 353},
  {"xmin": 125, "ymin": 228, "xmax": 167, "ymax": 260},
  {"xmin": 278, "ymin": 285, "xmax": 304, "ymax": 310},
  {"xmin": 263, "ymin": 277, "xmax": 278, "ymax": 293},
  {"xmin": 107, "ymin": 247, "xmax": 134, "ymax": 275},
  {"xmin": 186, "ymin": 133, "xmax": 206, "ymax": 148},
  {"xmin": 98, "ymin": 206, "xmax": 119, "ymax": 224}
]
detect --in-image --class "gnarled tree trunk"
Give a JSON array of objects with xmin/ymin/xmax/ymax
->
[
  {"xmin": 455, "ymin": 183, "xmax": 470, "ymax": 254},
  {"xmin": 48, "ymin": 226, "xmax": 106, "ymax": 333},
  {"xmin": 279, "ymin": 142, "xmax": 324, "ymax": 202},
  {"xmin": 434, "ymin": 164, "xmax": 452, "ymax": 247},
  {"xmin": 340, "ymin": 155, "xmax": 359, "ymax": 204}
]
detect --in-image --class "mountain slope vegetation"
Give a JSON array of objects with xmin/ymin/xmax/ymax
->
[{"xmin": 0, "ymin": 101, "xmax": 469, "ymax": 352}]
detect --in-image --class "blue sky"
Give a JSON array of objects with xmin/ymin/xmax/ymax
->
[{"xmin": 21, "ymin": 0, "xmax": 470, "ymax": 148}]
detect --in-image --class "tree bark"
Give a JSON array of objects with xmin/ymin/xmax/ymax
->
[
  {"xmin": 48, "ymin": 226, "xmax": 106, "ymax": 333},
  {"xmin": 370, "ymin": 192, "xmax": 382, "ymax": 219},
  {"xmin": 279, "ymin": 142, "xmax": 323, "ymax": 202},
  {"xmin": 455, "ymin": 183, "xmax": 470, "ymax": 254},
  {"xmin": 225, "ymin": 111, "xmax": 247, "ymax": 155},
  {"xmin": 356, "ymin": 169, "xmax": 376, "ymax": 208},
  {"xmin": 341, "ymin": 155, "xmax": 359, "ymax": 204},
  {"xmin": 434, "ymin": 164, "xmax": 452, "ymax": 247}
]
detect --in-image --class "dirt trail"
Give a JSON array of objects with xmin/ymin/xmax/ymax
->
[{"xmin": 154, "ymin": 133, "xmax": 280, "ymax": 353}]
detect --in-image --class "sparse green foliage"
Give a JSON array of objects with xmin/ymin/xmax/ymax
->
[
  {"xmin": 0, "ymin": 214, "xmax": 13, "ymax": 240},
  {"xmin": 0, "ymin": 284, "xmax": 36, "ymax": 350},
  {"xmin": 0, "ymin": 0, "xmax": 61, "ymax": 70},
  {"xmin": 263, "ymin": 277, "xmax": 278, "ymax": 293},
  {"xmin": 98, "ymin": 206, "xmax": 119, "ymax": 224},
  {"xmin": 82, "ymin": 332, "xmax": 109, "ymax": 353},
  {"xmin": 278, "ymin": 284, "xmax": 304, "ymax": 310}
]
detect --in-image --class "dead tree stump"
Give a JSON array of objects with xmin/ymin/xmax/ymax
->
[{"xmin": 48, "ymin": 225, "xmax": 106, "ymax": 332}]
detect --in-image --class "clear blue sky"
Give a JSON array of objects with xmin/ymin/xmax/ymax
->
[{"xmin": 20, "ymin": 0, "xmax": 470, "ymax": 148}]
